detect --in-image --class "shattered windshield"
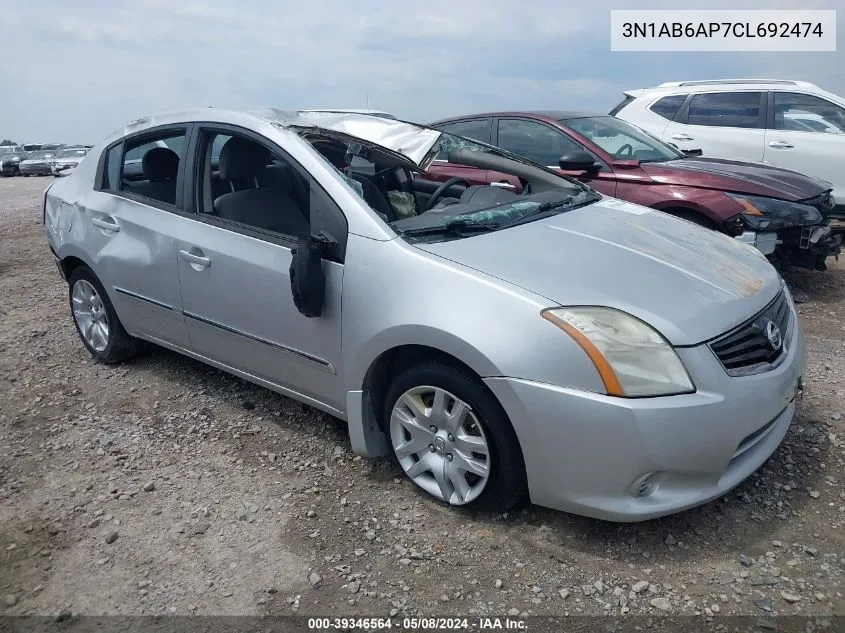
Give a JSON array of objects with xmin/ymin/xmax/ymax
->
[
  {"xmin": 565, "ymin": 116, "xmax": 682, "ymax": 163},
  {"xmin": 296, "ymin": 119, "xmax": 600, "ymax": 244},
  {"xmin": 391, "ymin": 188, "xmax": 601, "ymax": 244},
  {"xmin": 431, "ymin": 132, "xmax": 493, "ymax": 160}
]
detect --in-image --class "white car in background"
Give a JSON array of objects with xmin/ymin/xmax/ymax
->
[{"xmin": 611, "ymin": 79, "xmax": 845, "ymax": 214}]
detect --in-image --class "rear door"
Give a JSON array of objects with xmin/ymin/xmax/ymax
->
[
  {"xmin": 763, "ymin": 91, "xmax": 845, "ymax": 201},
  {"xmin": 493, "ymin": 118, "xmax": 617, "ymax": 196},
  {"xmin": 82, "ymin": 126, "xmax": 192, "ymax": 347},
  {"xmin": 664, "ymin": 91, "xmax": 766, "ymax": 162}
]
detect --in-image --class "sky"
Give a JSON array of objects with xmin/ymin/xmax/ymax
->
[{"xmin": 1, "ymin": 0, "xmax": 843, "ymax": 144}]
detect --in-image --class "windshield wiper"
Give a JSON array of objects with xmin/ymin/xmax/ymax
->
[{"xmin": 397, "ymin": 219, "xmax": 500, "ymax": 238}]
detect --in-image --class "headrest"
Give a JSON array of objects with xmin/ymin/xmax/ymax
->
[
  {"xmin": 218, "ymin": 137, "xmax": 270, "ymax": 181},
  {"xmin": 312, "ymin": 140, "xmax": 348, "ymax": 170},
  {"xmin": 142, "ymin": 147, "xmax": 179, "ymax": 181}
]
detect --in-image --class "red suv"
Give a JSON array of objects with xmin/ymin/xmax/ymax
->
[{"xmin": 428, "ymin": 111, "xmax": 839, "ymax": 270}]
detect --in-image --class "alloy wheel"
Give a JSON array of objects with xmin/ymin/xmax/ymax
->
[{"xmin": 72, "ymin": 279, "xmax": 110, "ymax": 352}]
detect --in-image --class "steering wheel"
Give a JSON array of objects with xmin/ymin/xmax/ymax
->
[
  {"xmin": 426, "ymin": 177, "xmax": 470, "ymax": 211},
  {"xmin": 615, "ymin": 143, "xmax": 634, "ymax": 158}
]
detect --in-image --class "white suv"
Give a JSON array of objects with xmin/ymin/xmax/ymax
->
[{"xmin": 611, "ymin": 79, "xmax": 845, "ymax": 212}]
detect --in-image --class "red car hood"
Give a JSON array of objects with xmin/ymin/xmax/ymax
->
[{"xmin": 639, "ymin": 157, "xmax": 831, "ymax": 201}]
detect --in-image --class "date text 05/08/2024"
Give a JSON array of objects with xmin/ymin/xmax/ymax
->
[{"xmin": 307, "ymin": 616, "xmax": 526, "ymax": 630}]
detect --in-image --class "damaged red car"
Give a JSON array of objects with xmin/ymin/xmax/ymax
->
[{"xmin": 428, "ymin": 111, "xmax": 840, "ymax": 270}]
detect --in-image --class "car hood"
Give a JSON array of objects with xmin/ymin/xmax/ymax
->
[
  {"xmin": 640, "ymin": 156, "xmax": 830, "ymax": 201},
  {"xmin": 415, "ymin": 197, "xmax": 781, "ymax": 346}
]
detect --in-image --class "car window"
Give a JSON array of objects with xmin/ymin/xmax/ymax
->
[
  {"xmin": 649, "ymin": 95, "xmax": 686, "ymax": 121},
  {"xmin": 198, "ymin": 131, "xmax": 312, "ymax": 239},
  {"xmin": 104, "ymin": 145, "xmax": 121, "ymax": 189},
  {"xmin": 102, "ymin": 129, "xmax": 188, "ymax": 207},
  {"xmin": 773, "ymin": 92, "xmax": 845, "ymax": 134},
  {"xmin": 497, "ymin": 119, "xmax": 584, "ymax": 167},
  {"xmin": 686, "ymin": 92, "xmax": 763, "ymax": 128},
  {"xmin": 434, "ymin": 119, "xmax": 491, "ymax": 159},
  {"xmin": 565, "ymin": 116, "xmax": 682, "ymax": 163}
]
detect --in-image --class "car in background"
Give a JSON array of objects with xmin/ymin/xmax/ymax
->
[
  {"xmin": 50, "ymin": 146, "xmax": 90, "ymax": 176},
  {"xmin": 44, "ymin": 107, "xmax": 804, "ymax": 522},
  {"xmin": 0, "ymin": 146, "xmax": 28, "ymax": 176},
  {"xmin": 39, "ymin": 143, "xmax": 66, "ymax": 152},
  {"xmin": 19, "ymin": 149, "xmax": 60, "ymax": 176},
  {"xmin": 611, "ymin": 79, "xmax": 845, "ymax": 216},
  {"xmin": 428, "ymin": 111, "xmax": 839, "ymax": 270},
  {"xmin": 22, "ymin": 144, "xmax": 42, "ymax": 152}
]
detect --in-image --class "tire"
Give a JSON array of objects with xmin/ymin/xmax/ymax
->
[
  {"xmin": 68, "ymin": 266, "xmax": 140, "ymax": 363},
  {"xmin": 382, "ymin": 361, "xmax": 527, "ymax": 512}
]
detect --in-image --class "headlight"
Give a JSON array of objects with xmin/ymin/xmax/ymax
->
[
  {"xmin": 542, "ymin": 307, "xmax": 695, "ymax": 397},
  {"xmin": 727, "ymin": 193, "xmax": 821, "ymax": 231}
]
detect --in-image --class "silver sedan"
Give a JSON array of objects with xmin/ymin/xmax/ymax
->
[{"xmin": 42, "ymin": 109, "xmax": 804, "ymax": 521}]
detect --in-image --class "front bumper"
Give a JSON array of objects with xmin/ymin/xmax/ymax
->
[
  {"xmin": 0, "ymin": 161, "xmax": 20, "ymax": 175},
  {"xmin": 19, "ymin": 163, "xmax": 52, "ymax": 175},
  {"xmin": 484, "ymin": 305, "xmax": 805, "ymax": 522},
  {"xmin": 737, "ymin": 225, "xmax": 840, "ymax": 271}
]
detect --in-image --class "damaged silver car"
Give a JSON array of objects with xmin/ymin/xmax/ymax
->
[{"xmin": 43, "ymin": 109, "xmax": 804, "ymax": 521}]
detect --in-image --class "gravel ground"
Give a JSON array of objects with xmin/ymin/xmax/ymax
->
[{"xmin": 0, "ymin": 176, "xmax": 843, "ymax": 621}]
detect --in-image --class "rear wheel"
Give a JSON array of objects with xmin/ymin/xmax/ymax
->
[
  {"xmin": 68, "ymin": 266, "xmax": 140, "ymax": 363},
  {"xmin": 383, "ymin": 362, "xmax": 527, "ymax": 512}
]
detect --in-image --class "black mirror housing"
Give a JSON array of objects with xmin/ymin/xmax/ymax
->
[
  {"xmin": 290, "ymin": 234, "xmax": 327, "ymax": 318},
  {"xmin": 559, "ymin": 152, "xmax": 599, "ymax": 172}
]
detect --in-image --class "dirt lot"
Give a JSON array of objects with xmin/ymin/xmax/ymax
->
[{"xmin": 0, "ymin": 175, "xmax": 843, "ymax": 622}]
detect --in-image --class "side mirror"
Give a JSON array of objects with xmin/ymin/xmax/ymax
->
[
  {"xmin": 681, "ymin": 148, "xmax": 703, "ymax": 157},
  {"xmin": 290, "ymin": 233, "xmax": 335, "ymax": 318},
  {"xmin": 559, "ymin": 152, "xmax": 599, "ymax": 172}
]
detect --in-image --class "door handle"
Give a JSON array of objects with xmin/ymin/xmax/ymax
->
[
  {"xmin": 490, "ymin": 181, "xmax": 516, "ymax": 189},
  {"xmin": 671, "ymin": 134, "xmax": 694, "ymax": 141},
  {"xmin": 179, "ymin": 249, "xmax": 211, "ymax": 268},
  {"xmin": 768, "ymin": 140, "xmax": 794, "ymax": 149},
  {"xmin": 91, "ymin": 217, "xmax": 120, "ymax": 232}
]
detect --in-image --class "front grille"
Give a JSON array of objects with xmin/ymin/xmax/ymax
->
[{"xmin": 710, "ymin": 290, "xmax": 790, "ymax": 375}]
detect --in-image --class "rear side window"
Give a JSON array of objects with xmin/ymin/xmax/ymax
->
[
  {"xmin": 608, "ymin": 95, "xmax": 635, "ymax": 116},
  {"xmin": 102, "ymin": 130, "xmax": 187, "ymax": 207},
  {"xmin": 104, "ymin": 145, "xmax": 122, "ymax": 190},
  {"xmin": 649, "ymin": 95, "xmax": 686, "ymax": 121},
  {"xmin": 687, "ymin": 92, "xmax": 763, "ymax": 128}
]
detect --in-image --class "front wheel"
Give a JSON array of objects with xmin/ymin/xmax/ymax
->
[
  {"xmin": 383, "ymin": 362, "xmax": 527, "ymax": 511},
  {"xmin": 68, "ymin": 266, "xmax": 140, "ymax": 363}
]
